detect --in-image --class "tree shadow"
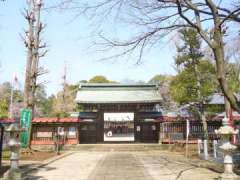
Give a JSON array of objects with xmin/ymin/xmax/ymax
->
[
  {"xmin": 23, "ymin": 165, "xmax": 57, "ymax": 180},
  {"xmin": 23, "ymin": 175, "xmax": 45, "ymax": 180},
  {"xmin": 0, "ymin": 164, "xmax": 10, "ymax": 178}
]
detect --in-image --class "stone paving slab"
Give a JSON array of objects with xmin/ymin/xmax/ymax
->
[{"xmin": 25, "ymin": 151, "xmax": 222, "ymax": 180}]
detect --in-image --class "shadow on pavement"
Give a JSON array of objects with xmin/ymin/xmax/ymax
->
[{"xmin": 23, "ymin": 165, "xmax": 57, "ymax": 180}]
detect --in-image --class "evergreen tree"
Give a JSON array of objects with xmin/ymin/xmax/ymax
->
[
  {"xmin": 170, "ymin": 28, "xmax": 216, "ymax": 139},
  {"xmin": 89, "ymin": 75, "xmax": 110, "ymax": 83}
]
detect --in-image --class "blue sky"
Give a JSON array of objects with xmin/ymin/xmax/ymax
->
[{"xmin": 0, "ymin": 1, "xmax": 176, "ymax": 96}]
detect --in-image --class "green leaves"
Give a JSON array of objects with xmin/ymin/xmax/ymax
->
[
  {"xmin": 171, "ymin": 60, "xmax": 216, "ymax": 104},
  {"xmin": 175, "ymin": 28, "xmax": 203, "ymax": 70},
  {"xmin": 148, "ymin": 74, "xmax": 170, "ymax": 85},
  {"xmin": 226, "ymin": 63, "xmax": 240, "ymax": 93},
  {"xmin": 170, "ymin": 28, "xmax": 216, "ymax": 105},
  {"xmin": 89, "ymin": 75, "xmax": 111, "ymax": 83},
  {"xmin": 0, "ymin": 100, "xmax": 8, "ymax": 118}
]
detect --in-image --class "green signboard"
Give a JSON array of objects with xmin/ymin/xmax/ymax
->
[{"xmin": 20, "ymin": 109, "xmax": 32, "ymax": 148}]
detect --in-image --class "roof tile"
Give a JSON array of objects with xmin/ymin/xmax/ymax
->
[
  {"xmin": 0, "ymin": 119, "xmax": 15, "ymax": 124},
  {"xmin": 33, "ymin": 117, "xmax": 80, "ymax": 123}
]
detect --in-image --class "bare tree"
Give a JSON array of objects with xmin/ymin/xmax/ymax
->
[
  {"xmin": 58, "ymin": 0, "xmax": 240, "ymax": 111},
  {"xmin": 61, "ymin": 61, "xmax": 67, "ymax": 115},
  {"xmin": 23, "ymin": 0, "xmax": 47, "ymax": 149},
  {"xmin": 23, "ymin": 0, "xmax": 34, "ymax": 110},
  {"xmin": 223, "ymin": 37, "xmax": 240, "ymax": 116},
  {"xmin": 23, "ymin": 0, "xmax": 47, "ymax": 111},
  {"xmin": 226, "ymin": 37, "xmax": 240, "ymax": 65}
]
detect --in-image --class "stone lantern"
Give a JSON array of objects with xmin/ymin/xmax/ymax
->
[
  {"xmin": 3, "ymin": 124, "xmax": 25, "ymax": 180},
  {"xmin": 215, "ymin": 116, "xmax": 239, "ymax": 180}
]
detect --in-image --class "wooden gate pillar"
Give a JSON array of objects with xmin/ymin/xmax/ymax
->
[
  {"xmin": 134, "ymin": 112, "xmax": 141, "ymax": 142},
  {"xmin": 96, "ymin": 110, "xmax": 104, "ymax": 143}
]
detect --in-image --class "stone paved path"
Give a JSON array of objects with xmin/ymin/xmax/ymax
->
[{"xmin": 26, "ymin": 151, "xmax": 220, "ymax": 180}]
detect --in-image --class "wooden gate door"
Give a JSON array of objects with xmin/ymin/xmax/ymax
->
[
  {"xmin": 79, "ymin": 122, "xmax": 97, "ymax": 143},
  {"xmin": 140, "ymin": 122, "xmax": 159, "ymax": 143}
]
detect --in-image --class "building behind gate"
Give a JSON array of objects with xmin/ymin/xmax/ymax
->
[
  {"xmin": 75, "ymin": 83, "xmax": 163, "ymax": 143},
  {"xmin": 30, "ymin": 84, "xmax": 228, "ymax": 146}
]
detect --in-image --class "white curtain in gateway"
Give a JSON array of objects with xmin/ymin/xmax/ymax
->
[
  {"xmin": 104, "ymin": 113, "xmax": 134, "ymax": 122},
  {"xmin": 104, "ymin": 112, "xmax": 134, "ymax": 142}
]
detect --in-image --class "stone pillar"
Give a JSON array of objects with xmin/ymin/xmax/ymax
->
[
  {"xmin": 3, "ymin": 124, "xmax": 24, "ymax": 180},
  {"xmin": 221, "ymin": 153, "xmax": 238, "ymax": 180},
  {"xmin": 213, "ymin": 140, "xmax": 217, "ymax": 159},
  {"xmin": 215, "ymin": 116, "xmax": 239, "ymax": 180},
  {"xmin": 203, "ymin": 139, "xmax": 208, "ymax": 160},
  {"xmin": 197, "ymin": 139, "xmax": 202, "ymax": 156}
]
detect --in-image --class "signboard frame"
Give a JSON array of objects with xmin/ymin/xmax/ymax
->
[{"xmin": 20, "ymin": 108, "xmax": 32, "ymax": 148}]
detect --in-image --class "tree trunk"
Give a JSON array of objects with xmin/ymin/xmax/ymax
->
[
  {"xmin": 201, "ymin": 108, "xmax": 208, "ymax": 140},
  {"xmin": 192, "ymin": 54, "xmax": 208, "ymax": 140},
  {"xmin": 27, "ymin": 2, "xmax": 42, "ymax": 150},
  {"xmin": 197, "ymin": 83, "xmax": 208, "ymax": 140},
  {"xmin": 23, "ymin": 1, "xmax": 35, "ymax": 151},
  {"xmin": 23, "ymin": 57, "xmax": 32, "ymax": 109},
  {"xmin": 23, "ymin": 1, "xmax": 34, "ymax": 109},
  {"xmin": 213, "ymin": 29, "xmax": 240, "ymax": 112},
  {"xmin": 224, "ymin": 96, "xmax": 231, "ymax": 118}
]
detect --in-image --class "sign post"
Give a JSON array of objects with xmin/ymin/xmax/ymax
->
[
  {"xmin": 185, "ymin": 119, "xmax": 190, "ymax": 157},
  {"xmin": 20, "ymin": 109, "xmax": 32, "ymax": 148}
]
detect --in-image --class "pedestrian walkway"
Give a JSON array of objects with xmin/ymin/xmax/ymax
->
[{"xmin": 26, "ymin": 151, "xmax": 220, "ymax": 180}]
